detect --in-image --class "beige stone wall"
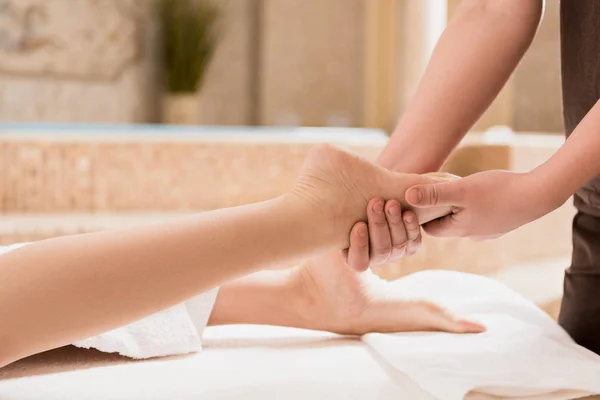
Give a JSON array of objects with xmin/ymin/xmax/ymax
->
[
  {"xmin": 0, "ymin": 0, "xmax": 253, "ymax": 125},
  {"xmin": 0, "ymin": 0, "xmax": 566, "ymax": 131},
  {"xmin": 197, "ymin": 0, "xmax": 254, "ymax": 125},
  {"xmin": 447, "ymin": 0, "xmax": 563, "ymax": 133},
  {"xmin": 513, "ymin": 0, "xmax": 563, "ymax": 132},
  {"xmin": 259, "ymin": 0, "xmax": 365, "ymax": 127},
  {"xmin": 0, "ymin": 0, "xmax": 160, "ymax": 123},
  {"xmin": 0, "ymin": 0, "xmax": 365, "ymax": 127}
]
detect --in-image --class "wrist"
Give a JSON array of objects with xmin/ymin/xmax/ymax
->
[
  {"xmin": 376, "ymin": 123, "xmax": 448, "ymax": 174},
  {"xmin": 523, "ymin": 168, "xmax": 570, "ymax": 213}
]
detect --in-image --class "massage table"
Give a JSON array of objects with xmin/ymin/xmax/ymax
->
[{"xmin": 0, "ymin": 325, "xmax": 434, "ymax": 400}]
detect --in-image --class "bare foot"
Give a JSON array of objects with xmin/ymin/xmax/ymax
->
[
  {"xmin": 291, "ymin": 144, "xmax": 454, "ymax": 245},
  {"xmin": 289, "ymin": 252, "xmax": 485, "ymax": 335}
]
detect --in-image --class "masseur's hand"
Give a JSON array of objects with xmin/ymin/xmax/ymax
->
[
  {"xmin": 345, "ymin": 172, "xmax": 460, "ymax": 271},
  {"xmin": 344, "ymin": 199, "xmax": 421, "ymax": 272},
  {"xmin": 405, "ymin": 170, "xmax": 558, "ymax": 240}
]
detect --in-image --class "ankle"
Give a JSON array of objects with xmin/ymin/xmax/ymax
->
[{"xmin": 282, "ymin": 190, "xmax": 349, "ymax": 250}]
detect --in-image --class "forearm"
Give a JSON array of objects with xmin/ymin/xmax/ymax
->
[
  {"xmin": 378, "ymin": 0, "xmax": 543, "ymax": 173},
  {"xmin": 534, "ymin": 100, "xmax": 600, "ymax": 205},
  {"xmin": 0, "ymin": 195, "xmax": 333, "ymax": 364}
]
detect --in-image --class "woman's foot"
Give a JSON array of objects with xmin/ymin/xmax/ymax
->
[
  {"xmin": 289, "ymin": 252, "xmax": 485, "ymax": 335},
  {"xmin": 291, "ymin": 144, "xmax": 455, "ymax": 248}
]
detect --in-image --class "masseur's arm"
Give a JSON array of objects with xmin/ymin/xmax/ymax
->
[
  {"xmin": 345, "ymin": 0, "xmax": 544, "ymax": 268},
  {"xmin": 377, "ymin": 0, "xmax": 543, "ymax": 174},
  {"xmin": 405, "ymin": 100, "xmax": 600, "ymax": 239}
]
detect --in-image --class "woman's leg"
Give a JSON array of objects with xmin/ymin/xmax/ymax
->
[
  {"xmin": 0, "ymin": 144, "xmax": 451, "ymax": 366},
  {"xmin": 209, "ymin": 254, "xmax": 486, "ymax": 336}
]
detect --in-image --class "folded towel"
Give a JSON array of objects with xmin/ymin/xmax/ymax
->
[
  {"xmin": 0, "ymin": 243, "xmax": 219, "ymax": 359},
  {"xmin": 72, "ymin": 288, "xmax": 219, "ymax": 359},
  {"xmin": 363, "ymin": 270, "xmax": 600, "ymax": 400}
]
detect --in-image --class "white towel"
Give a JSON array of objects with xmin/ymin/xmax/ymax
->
[
  {"xmin": 363, "ymin": 270, "xmax": 600, "ymax": 400},
  {"xmin": 0, "ymin": 243, "xmax": 219, "ymax": 359}
]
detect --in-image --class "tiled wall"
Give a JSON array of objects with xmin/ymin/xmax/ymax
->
[{"xmin": 0, "ymin": 131, "xmax": 383, "ymax": 212}]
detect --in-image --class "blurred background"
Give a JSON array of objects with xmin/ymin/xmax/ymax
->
[
  {"xmin": 0, "ymin": 0, "xmax": 569, "ymax": 317},
  {"xmin": 0, "ymin": 0, "xmax": 562, "ymax": 132}
]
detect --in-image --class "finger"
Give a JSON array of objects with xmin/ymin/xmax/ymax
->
[
  {"xmin": 421, "ymin": 214, "xmax": 464, "ymax": 238},
  {"xmin": 384, "ymin": 200, "xmax": 408, "ymax": 261},
  {"xmin": 367, "ymin": 198, "xmax": 392, "ymax": 265},
  {"xmin": 346, "ymin": 222, "xmax": 370, "ymax": 272},
  {"xmin": 402, "ymin": 210, "xmax": 422, "ymax": 256},
  {"xmin": 405, "ymin": 181, "xmax": 465, "ymax": 208}
]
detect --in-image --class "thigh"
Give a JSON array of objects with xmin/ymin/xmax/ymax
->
[{"xmin": 559, "ymin": 211, "xmax": 600, "ymax": 354}]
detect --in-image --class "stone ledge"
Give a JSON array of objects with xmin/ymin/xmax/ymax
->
[{"xmin": 1, "ymin": 134, "xmax": 383, "ymax": 213}]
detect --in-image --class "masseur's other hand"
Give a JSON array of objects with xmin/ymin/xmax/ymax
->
[
  {"xmin": 405, "ymin": 170, "xmax": 558, "ymax": 240},
  {"xmin": 345, "ymin": 172, "xmax": 460, "ymax": 271}
]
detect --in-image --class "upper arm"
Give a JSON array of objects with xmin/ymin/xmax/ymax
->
[{"xmin": 457, "ymin": 0, "xmax": 544, "ymax": 30}]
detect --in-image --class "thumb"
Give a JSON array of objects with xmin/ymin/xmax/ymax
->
[{"xmin": 405, "ymin": 180, "xmax": 464, "ymax": 208}]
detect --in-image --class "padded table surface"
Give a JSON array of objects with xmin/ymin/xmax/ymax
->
[{"xmin": 0, "ymin": 325, "xmax": 434, "ymax": 400}]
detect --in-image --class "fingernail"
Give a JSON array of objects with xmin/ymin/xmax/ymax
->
[
  {"xmin": 408, "ymin": 188, "xmax": 423, "ymax": 204},
  {"xmin": 404, "ymin": 214, "xmax": 414, "ymax": 224},
  {"xmin": 373, "ymin": 200, "xmax": 384, "ymax": 214},
  {"xmin": 388, "ymin": 204, "xmax": 401, "ymax": 217}
]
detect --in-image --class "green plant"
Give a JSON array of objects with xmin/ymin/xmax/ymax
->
[{"xmin": 159, "ymin": 0, "xmax": 220, "ymax": 93}]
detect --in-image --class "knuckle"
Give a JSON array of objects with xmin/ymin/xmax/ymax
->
[
  {"xmin": 430, "ymin": 186, "xmax": 439, "ymax": 206},
  {"xmin": 371, "ymin": 219, "xmax": 389, "ymax": 228},
  {"xmin": 387, "ymin": 214, "xmax": 402, "ymax": 224},
  {"xmin": 372, "ymin": 250, "xmax": 391, "ymax": 263},
  {"xmin": 409, "ymin": 227, "xmax": 422, "ymax": 238},
  {"xmin": 392, "ymin": 241, "xmax": 408, "ymax": 252},
  {"xmin": 374, "ymin": 247, "xmax": 392, "ymax": 257},
  {"xmin": 356, "ymin": 241, "xmax": 369, "ymax": 249}
]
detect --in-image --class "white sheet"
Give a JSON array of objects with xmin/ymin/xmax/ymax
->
[
  {"xmin": 0, "ymin": 326, "xmax": 434, "ymax": 400},
  {"xmin": 364, "ymin": 271, "xmax": 600, "ymax": 400},
  {"xmin": 1, "ymin": 324, "xmax": 600, "ymax": 400}
]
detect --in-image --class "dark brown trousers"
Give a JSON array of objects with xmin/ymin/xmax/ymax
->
[{"xmin": 559, "ymin": 0, "xmax": 600, "ymax": 354}]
